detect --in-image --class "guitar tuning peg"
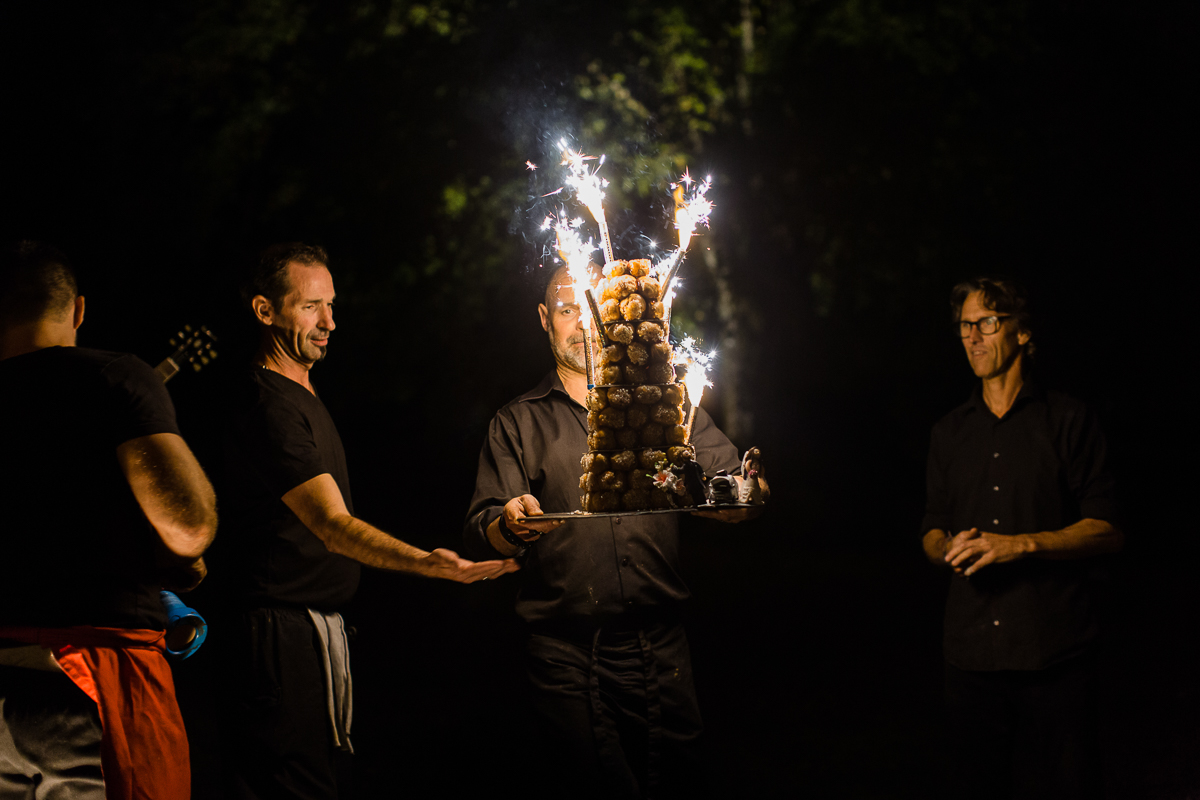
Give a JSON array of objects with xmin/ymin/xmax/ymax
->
[
  {"xmin": 184, "ymin": 324, "xmax": 193, "ymax": 332},
  {"xmin": 169, "ymin": 338, "xmax": 178, "ymax": 346},
  {"xmin": 200, "ymin": 355, "xmax": 210, "ymax": 366},
  {"xmin": 210, "ymin": 350, "xmax": 218, "ymax": 359},
  {"xmin": 192, "ymin": 362, "xmax": 202, "ymax": 373}
]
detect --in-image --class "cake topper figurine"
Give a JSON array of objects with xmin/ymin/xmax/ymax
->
[
  {"xmin": 707, "ymin": 470, "xmax": 738, "ymax": 506},
  {"xmin": 739, "ymin": 447, "xmax": 766, "ymax": 505}
]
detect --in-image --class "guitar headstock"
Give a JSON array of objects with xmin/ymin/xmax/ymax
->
[{"xmin": 157, "ymin": 325, "xmax": 218, "ymax": 383}]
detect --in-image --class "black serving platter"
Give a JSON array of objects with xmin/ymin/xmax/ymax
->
[{"xmin": 516, "ymin": 503, "xmax": 754, "ymax": 522}]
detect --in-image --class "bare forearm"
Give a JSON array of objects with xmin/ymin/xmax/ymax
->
[
  {"xmin": 1020, "ymin": 518, "xmax": 1123, "ymax": 559},
  {"xmin": 316, "ymin": 514, "xmax": 433, "ymax": 573},
  {"xmin": 923, "ymin": 529, "xmax": 949, "ymax": 566},
  {"xmin": 118, "ymin": 434, "xmax": 217, "ymax": 559}
]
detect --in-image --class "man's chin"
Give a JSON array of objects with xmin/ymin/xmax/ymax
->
[{"xmin": 300, "ymin": 344, "xmax": 327, "ymax": 363}]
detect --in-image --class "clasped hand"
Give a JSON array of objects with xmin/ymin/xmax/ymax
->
[{"xmin": 944, "ymin": 528, "xmax": 1028, "ymax": 577}]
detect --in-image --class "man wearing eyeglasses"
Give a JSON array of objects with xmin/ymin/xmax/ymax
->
[{"xmin": 921, "ymin": 278, "xmax": 1121, "ymax": 800}]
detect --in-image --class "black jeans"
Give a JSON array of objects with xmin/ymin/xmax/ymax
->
[
  {"xmin": 944, "ymin": 655, "xmax": 1101, "ymax": 800},
  {"xmin": 525, "ymin": 619, "xmax": 710, "ymax": 800}
]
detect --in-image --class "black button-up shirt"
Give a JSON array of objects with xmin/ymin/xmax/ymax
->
[
  {"xmin": 464, "ymin": 372, "xmax": 741, "ymax": 624},
  {"xmin": 921, "ymin": 380, "xmax": 1118, "ymax": 671}
]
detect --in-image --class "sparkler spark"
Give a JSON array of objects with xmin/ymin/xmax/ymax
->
[
  {"xmin": 547, "ymin": 208, "xmax": 602, "ymax": 387},
  {"xmin": 526, "ymin": 160, "xmax": 538, "ymax": 171},
  {"xmin": 673, "ymin": 336, "xmax": 714, "ymax": 406},
  {"xmin": 558, "ymin": 140, "xmax": 615, "ymax": 264},
  {"xmin": 672, "ymin": 173, "xmax": 714, "ymax": 255},
  {"xmin": 673, "ymin": 336, "xmax": 715, "ymax": 444}
]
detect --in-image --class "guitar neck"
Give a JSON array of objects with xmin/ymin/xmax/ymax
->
[
  {"xmin": 155, "ymin": 356, "xmax": 181, "ymax": 383},
  {"xmin": 155, "ymin": 325, "xmax": 216, "ymax": 385}
]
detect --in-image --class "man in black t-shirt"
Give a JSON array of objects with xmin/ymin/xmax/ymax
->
[
  {"xmin": 218, "ymin": 242, "xmax": 517, "ymax": 800},
  {"xmin": 0, "ymin": 241, "xmax": 218, "ymax": 799},
  {"xmin": 921, "ymin": 278, "xmax": 1122, "ymax": 800}
]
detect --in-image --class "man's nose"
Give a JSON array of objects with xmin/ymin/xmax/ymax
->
[
  {"xmin": 322, "ymin": 306, "xmax": 336, "ymax": 331},
  {"xmin": 967, "ymin": 324, "xmax": 983, "ymax": 343}
]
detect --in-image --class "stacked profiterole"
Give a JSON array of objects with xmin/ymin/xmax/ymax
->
[{"xmin": 579, "ymin": 258, "xmax": 696, "ymax": 513}]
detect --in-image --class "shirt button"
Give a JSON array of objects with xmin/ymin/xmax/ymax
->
[
  {"xmin": 993, "ymin": 620, "xmax": 1000, "ymax": 626},
  {"xmin": 614, "ymin": 518, "xmax": 621, "ymax": 525},
  {"xmin": 621, "ymin": 557, "xmax": 629, "ymax": 566},
  {"xmin": 993, "ymin": 486, "xmax": 999, "ymax": 491},
  {"xmin": 993, "ymin": 519, "xmax": 999, "ymax": 525},
  {"xmin": 993, "ymin": 452, "xmax": 1000, "ymax": 458}
]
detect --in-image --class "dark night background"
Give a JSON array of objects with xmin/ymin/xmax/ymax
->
[{"xmin": 2, "ymin": 1, "xmax": 1195, "ymax": 797}]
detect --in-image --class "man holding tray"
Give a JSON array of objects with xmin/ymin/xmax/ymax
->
[
  {"xmin": 464, "ymin": 266, "xmax": 761, "ymax": 799},
  {"xmin": 921, "ymin": 277, "xmax": 1121, "ymax": 799}
]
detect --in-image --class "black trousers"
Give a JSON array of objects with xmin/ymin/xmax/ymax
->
[
  {"xmin": 525, "ymin": 620, "xmax": 710, "ymax": 800},
  {"xmin": 0, "ymin": 665, "xmax": 105, "ymax": 800},
  {"xmin": 216, "ymin": 608, "xmax": 346, "ymax": 800},
  {"xmin": 944, "ymin": 655, "xmax": 1101, "ymax": 800}
]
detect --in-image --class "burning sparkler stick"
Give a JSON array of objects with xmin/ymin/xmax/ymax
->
[
  {"xmin": 660, "ymin": 173, "xmax": 713, "ymax": 332},
  {"xmin": 561, "ymin": 143, "xmax": 616, "ymax": 265},
  {"xmin": 584, "ymin": 288, "xmax": 610, "ymax": 347},
  {"xmin": 674, "ymin": 337, "xmax": 714, "ymax": 444},
  {"xmin": 549, "ymin": 212, "xmax": 602, "ymax": 389}
]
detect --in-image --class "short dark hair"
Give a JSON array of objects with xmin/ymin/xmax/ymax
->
[
  {"xmin": 0, "ymin": 240, "xmax": 79, "ymax": 326},
  {"xmin": 244, "ymin": 242, "xmax": 329, "ymax": 312},
  {"xmin": 950, "ymin": 276, "xmax": 1035, "ymax": 357}
]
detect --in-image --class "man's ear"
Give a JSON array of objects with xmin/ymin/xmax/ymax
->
[
  {"xmin": 1017, "ymin": 328, "xmax": 1031, "ymax": 346},
  {"xmin": 251, "ymin": 295, "xmax": 274, "ymax": 325},
  {"xmin": 538, "ymin": 303, "xmax": 549, "ymax": 332},
  {"xmin": 72, "ymin": 295, "xmax": 85, "ymax": 330}
]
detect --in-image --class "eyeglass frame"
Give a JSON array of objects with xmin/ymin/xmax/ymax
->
[{"xmin": 958, "ymin": 315, "xmax": 1012, "ymax": 338}]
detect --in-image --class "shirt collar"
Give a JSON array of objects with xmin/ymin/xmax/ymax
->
[
  {"xmin": 968, "ymin": 375, "xmax": 1044, "ymax": 416},
  {"xmin": 517, "ymin": 370, "xmax": 576, "ymax": 405}
]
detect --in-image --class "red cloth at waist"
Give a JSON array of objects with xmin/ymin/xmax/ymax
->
[{"xmin": 0, "ymin": 626, "xmax": 190, "ymax": 800}]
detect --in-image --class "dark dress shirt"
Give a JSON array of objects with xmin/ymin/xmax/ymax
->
[
  {"xmin": 921, "ymin": 380, "xmax": 1118, "ymax": 671},
  {"xmin": 464, "ymin": 371, "xmax": 741, "ymax": 625}
]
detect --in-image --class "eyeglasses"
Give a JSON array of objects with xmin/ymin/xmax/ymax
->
[{"xmin": 959, "ymin": 315, "xmax": 1011, "ymax": 337}]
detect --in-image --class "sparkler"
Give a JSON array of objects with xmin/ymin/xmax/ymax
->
[
  {"xmin": 560, "ymin": 141, "xmax": 616, "ymax": 265},
  {"xmin": 583, "ymin": 288, "xmax": 610, "ymax": 347},
  {"xmin": 546, "ymin": 212, "xmax": 602, "ymax": 389},
  {"xmin": 673, "ymin": 336, "xmax": 715, "ymax": 444},
  {"xmin": 660, "ymin": 171, "xmax": 714, "ymax": 332}
]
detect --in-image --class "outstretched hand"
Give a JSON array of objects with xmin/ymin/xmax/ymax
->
[
  {"xmin": 420, "ymin": 548, "xmax": 520, "ymax": 583},
  {"xmin": 944, "ymin": 528, "xmax": 1028, "ymax": 577}
]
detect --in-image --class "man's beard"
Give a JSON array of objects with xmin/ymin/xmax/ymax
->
[{"xmin": 551, "ymin": 333, "xmax": 587, "ymax": 372}]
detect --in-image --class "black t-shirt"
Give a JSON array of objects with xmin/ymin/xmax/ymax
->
[
  {"xmin": 0, "ymin": 346, "xmax": 180, "ymax": 629},
  {"xmin": 219, "ymin": 368, "xmax": 360, "ymax": 611}
]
